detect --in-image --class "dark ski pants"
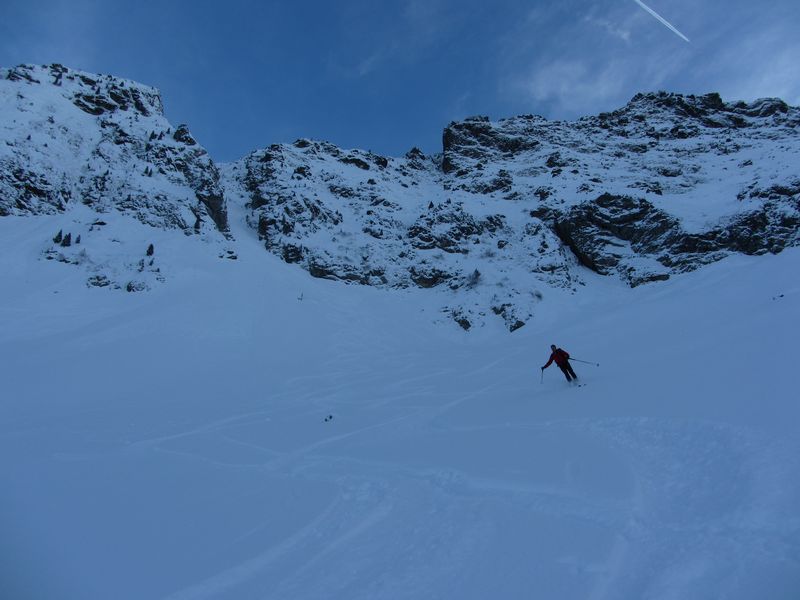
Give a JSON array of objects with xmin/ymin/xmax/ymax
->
[{"xmin": 559, "ymin": 362, "xmax": 578, "ymax": 382}]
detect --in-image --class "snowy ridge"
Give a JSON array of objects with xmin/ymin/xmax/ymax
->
[
  {"xmin": 0, "ymin": 64, "xmax": 232, "ymax": 292},
  {"xmin": 225, "ymin": 91, "xmax": 800, "ymax": 328},
  {"xmin": 220, "ymin": 142, "xmax": 573, "ymax": 331},
  {"xmin": 2, "ymin": 64, "xmax": 800, "ymax": 599},
  {"xmin": 0, "ymin": 64, "xmax": 227, "ymax": 232},
  {"xmin": 2, "ymin": 64, "xmax": 799, "ymax": 330}
]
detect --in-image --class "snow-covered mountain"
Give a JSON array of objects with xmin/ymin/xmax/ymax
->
[
  {"xmin": 2, "ymin": 64, "xmax": 800, "ymax": 600},
  {"xmin": 2, "ymin": 179, "xmax": 799, "ymax": 600},
  {"xmin": 224, "ymin": 91, "xmax": 800, "ymax": 320},
  {"xmin": 0, "ymin": 64, "xmax": 227, "ymax": 233},
  {"xmin": 2, "ymin": 63, "xmax": 799, "ymax": 329},
  {"xmin": 0, "ymin": 64, "xmax": 232, "ymax": 291}
]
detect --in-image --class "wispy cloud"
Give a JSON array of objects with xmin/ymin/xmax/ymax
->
[
  {"xmin": 700, "ymin": 32, "xmax": 800, "ymax": 105},
  {"xmin": 496, "ymin": 1, "xmax": 693, "ymax": 118},
  {"xmin": 584, "ymin": 15, "xmax": 632, "ymax": 43},
  {"xmin": 333, "ymin": 0, "xmax": 456, "ymax": 79},
  {"xmin": 353, "ymin": 51, "xmax": 385, "ymax": 78},
  {"xmin": 513, "ymin": 59, "xmax": 631, "ymax": 114}
]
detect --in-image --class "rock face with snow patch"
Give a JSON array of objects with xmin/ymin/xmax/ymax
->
[
  {"xmin": 439, "ymin": 92, "xmax": 800, "ymax": 282},
  {"xmin": 221, "ymin": 138, "xmax": 576, "ymax": 329},
  {"xmin": 0, "ymin": 64, "xmax": 228, "ymax": 234},
  {"xmin": 3, "ymin": 64, "xmax": 799, "ymax": 330},
  {"xmin": 223, "ymin": 91, "xmax": 800, "ymax": 326},
  {"xmin": 555, "ymin": 191, "xmax": 800, "ymax": 286}
]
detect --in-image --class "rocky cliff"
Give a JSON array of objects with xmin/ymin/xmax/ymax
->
[
  {"xmin": 0, "ymin": 64, "xmax": 227, "ymax": 233},
  {"xmin": 223, "ymin": 91, "xmax": 799, "ymax": 327},
  {"xmin": 2, "ymin": 64, "xmax": 799, "ymax": 330}
]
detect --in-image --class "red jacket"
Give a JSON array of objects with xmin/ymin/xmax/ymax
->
[{"xmin": 543, "ymin": 348, "xmax": 569, "ymax": 369}]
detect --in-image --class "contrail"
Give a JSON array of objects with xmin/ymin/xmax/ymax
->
[{"xmin": 632, "ymin": 0, "xmax": 690, "ymax": 43}]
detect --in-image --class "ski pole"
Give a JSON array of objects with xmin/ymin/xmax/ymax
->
[
  {"xmin": 540, "ymin": 369, "xmax": 544, "ymax": 384},
  {"xmin": 570, "ymin": 358, "xmax": 600, "ymax": 366}
]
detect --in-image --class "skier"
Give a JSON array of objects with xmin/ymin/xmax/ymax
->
[{"xmin": 541, "ymin": 344, "xmax": 578, "ymax": 383}]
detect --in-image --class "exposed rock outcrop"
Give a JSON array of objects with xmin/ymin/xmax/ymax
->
[
  {"xmin": 0, "ymin": 64, "xmax": 228, "ymax": 233},
  {"xmin": 3, "ymin": 63, "xmax": 799, "ymax": 330}
]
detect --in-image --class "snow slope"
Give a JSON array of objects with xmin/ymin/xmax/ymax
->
[{"xmin": 1, "ymin": 203, "xmax": 799, "ymax": 599}]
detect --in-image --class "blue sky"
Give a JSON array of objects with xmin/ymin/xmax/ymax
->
[{"xmin": 2, "ymin": 0, "xmax": 798, "ymax": 161}]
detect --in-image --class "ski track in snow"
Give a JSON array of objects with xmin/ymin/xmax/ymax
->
[
  {"xmin": 1, "ymin": 211, "xmax": 799, "ymax": 599},
  {"xmin": 156, "ymin": 410, "xmax": 799, "ymax": 600},
  {"xmin": 125, "ymin": 336, "xmax": 800, "ymax": 599}
]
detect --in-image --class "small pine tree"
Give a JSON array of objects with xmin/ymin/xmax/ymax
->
[
  {"xmin": 146, "ymin": 243, "xmax": 154, "ymax": 256},
  {"xmin": 53, "ymin": 230, "xmax": 63, "ymax": 244},
  {"xmin": 61, "ymin": 233, "xmax": 72, "ymax": 247},
  {"xmin": 75, "ymin": 235, "xmax": 81, "ymax": 244}
]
